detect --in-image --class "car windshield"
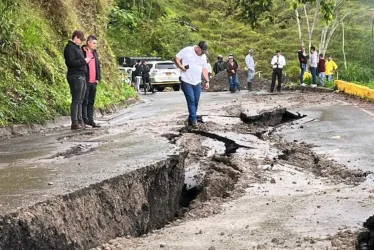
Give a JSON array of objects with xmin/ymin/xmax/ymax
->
[{"xmin": 155, "ymin": 63, "xmax": 177, "ymax": 69}]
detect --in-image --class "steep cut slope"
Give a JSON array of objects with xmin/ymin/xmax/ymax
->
[{"xmin": 0, "ymin": 0, "xmax": 135, "ymax": 126}]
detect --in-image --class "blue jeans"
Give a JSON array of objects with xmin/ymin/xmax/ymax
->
[
  {"xmin": 136, "ymin": 76, "xmax": 142, "ymax": 91},
  {"xmin": 229, "ymin": 75, "xmax": 237, "ymax": 91},
  {"xmin": 247, "ymin": 70, "xmax": 255, "ymax": 83},
  {"xmin": 327, "ymin": 75, "xmax": 333, "ymax": 82},
  {"xmin": 181, "ymin": 81, "xmax": 201, "ymax": 124},
  {"xmin": 310, "ymin": 67, "xmax": 317, "ymax": 85},
  {"xmin": 235, "ymin": 72, "xmax": 240, "ymax": 89},
  {"xmin": 300, "ymin": 64, "xmax": 306, "ymax": 84},
  {"xmin": 319, "ymin": 72, "xmax": 326, "ymax": 86}
]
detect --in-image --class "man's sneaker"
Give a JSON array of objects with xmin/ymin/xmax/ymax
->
[
  {"xmin": 89, "ymin": 121, "xmax": 101, "ymax": 128},
  {"xmin": 311, "ymin": 84, "xmax": 317, "ymax": 88},
  {"xmin": 71, "ymin": 123, "xmax": 82, "ymax": 130},
  {"xmin": 301, "ymin": 83, "xmax": 307, "ymax": 87}
]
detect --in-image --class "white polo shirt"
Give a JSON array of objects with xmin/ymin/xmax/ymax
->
[{"xmin": 176, "ymin": 46, "xmax": 208, "ymax": 85}]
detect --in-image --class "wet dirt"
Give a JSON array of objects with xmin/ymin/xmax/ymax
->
[
  {"xmin": 92, "ymin": 91, "xmax": 374, "ymax": 250},
  {"xmin": 275, "ymin": 141, "xmax": 370, "ymax": 185},
  {"xmin": 208, "ymin": 69, "xmax": 271, "ymax": 92}
]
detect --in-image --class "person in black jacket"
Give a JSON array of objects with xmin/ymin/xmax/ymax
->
[
  {"xmin": 64, "ymin": 30, "xmax": 93, "ymax": 130},
  {"xmin": 140, "ymin": 60, "xmax": 155, "ymax": 93},
  {"xmin": 297, "ymin": 45, "xmax": 307, "ymax": 86},
  {"xmin": 82, "ymin": 35, "xmax": 102, "ymax": 128},
  {"xmin": 213, "ymin": 55, "xmax": 226, "ymax": 75}
]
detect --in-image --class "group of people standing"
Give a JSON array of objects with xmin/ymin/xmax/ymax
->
[
  {"xmin": 212, "ymin": 49, "xmax": 256, "ymax": 93},
  {"xmin": 64, "ymin": 30, "xmax": 101, "ymax": 130},
  {"xmin": 298, "ymin": 45, "xmax": 338, "ymax": 87},
  {"xmin": 132, "ymin": 60, "xmax": 155, "ymax": 93},
  {"xmin": 212, "ymin": 45, "xmax": 338, "ymax": 94}
]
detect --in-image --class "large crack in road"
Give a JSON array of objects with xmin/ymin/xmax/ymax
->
[
  {"xmin": 91, "ymin": 92, "xmax": 374, "ymax": 250},
  {"xmin": 0, "ymin": 91, "xmax": 373, "ymax": 250}
]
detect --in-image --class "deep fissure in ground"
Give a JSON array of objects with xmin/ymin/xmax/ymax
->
[{"xmin": 1, "ymin": 106, "xmax": 370, "ymax": 249}]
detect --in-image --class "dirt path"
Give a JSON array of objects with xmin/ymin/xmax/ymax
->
[{"xmin": 92, "ymin": 92, "xmax": 373, "ymax": 250}]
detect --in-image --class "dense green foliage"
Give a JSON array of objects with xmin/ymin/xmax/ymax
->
[
  {"xmin": 108, "ymin": 0, "xmax": 373, "ymax": 84},
  {"xmin": 0, "ymin": 0, "xmax": 136, "ymax": 126}
]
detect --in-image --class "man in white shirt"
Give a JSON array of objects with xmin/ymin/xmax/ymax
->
[
  {"xmin": 270, "ymin": 50, "xmax": 286, "ymax": 92},
  {"xmin": 175, "ymin": 41, "xmax": 210, "ymax": 127},
  {"xmin": 245, "ymin": 49, "xmax": 255, "ymax": 91},
  {"xmin": 310, "ymin": 46, "xmax": 318, "ymax": 87}
]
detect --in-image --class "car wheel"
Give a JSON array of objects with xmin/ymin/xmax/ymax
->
[
  {"xmin": 172, "ymin": 84, "xmax": 181, "ymax": 91},
  {"xmin": 156, "ymin": 87, "xmax": 165, "ymax": 92}
]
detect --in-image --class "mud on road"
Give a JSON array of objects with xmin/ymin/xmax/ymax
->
[{"xmin": 92, "ymin": 92, "xmax": 374, "ymax": 250}]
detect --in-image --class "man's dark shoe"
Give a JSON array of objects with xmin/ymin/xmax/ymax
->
[
  {"xmin": 71, "ymin": 123, "xmax": 82, "ymax": 130},
  {"xmin": 83, "ymin": 119, "xmax": 90, "ymax": 125},
  {"xmin": 78, "ymin": 120, "xmax": 86, "ymax": 128},
  {"xmin": 247, "ymin": 82, "xmax": 253, "ymax": 91},
  {"xmin": 89, "ymin": 121, "xmax": 101, "ymax": 128}
]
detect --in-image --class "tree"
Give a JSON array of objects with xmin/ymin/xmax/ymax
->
[
  {"xmin": 319, "ymin": 8, "xmax": 350, "ymax": 56},
  {"xmin": 235, "ymin": 0, "xmax": 337, "ymax": 27}
]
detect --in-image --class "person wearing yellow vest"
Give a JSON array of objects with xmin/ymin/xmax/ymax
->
[{"xmin": 325, "ymin": 55, "xmax": 338, "ymax": 82}]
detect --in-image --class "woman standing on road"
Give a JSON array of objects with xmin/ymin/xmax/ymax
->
[{"xmin": 226, "ymin": 55, "xmax": 238, "ymax": 93}]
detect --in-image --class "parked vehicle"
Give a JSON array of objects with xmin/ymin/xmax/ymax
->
[
  {"xmin": 118, "ymin": 56, "xmax": 181, "ymax": 91},
  {"xmin": 148, "ymin": 61, "xmax": 181, "ymax": 91},
  {"xmin": 118, "ymin": 66, "xmax": 132, "ymax": 85}
]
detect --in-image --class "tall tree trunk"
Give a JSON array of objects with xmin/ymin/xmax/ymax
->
[
  {"xmin": 319, "ymin": 27, "xmax": 327, "ymax": 55},
  {"xmin": 342, "ymin": 22, "xmax": 347, "ymax": 69},
  {"xmin": 303, "ymin": 1, "xmax": 321, "ymax": 53},
  {"xmin": 295, "ymin": 8, "xmax": 303, "ymax": 45},
  {"xmin": 303, "ymin": 4, "xmax": 311, "ymax": 52},
  {"xmin": 310, "ymin": 0, "xmax": 321, "ymax": 48},
  {"xmin": 321, "ymin": 12, "xmax": 349, "ymax": 56}
]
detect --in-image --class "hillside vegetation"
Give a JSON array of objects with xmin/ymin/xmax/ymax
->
[
  {"xmin": 0, "ymin": 0, "xmax": 373, "ymax": 125},
  {"xmin": 0, "ymin": 0, "xmax": 135, "ymax": 126},
  {"xmin": 109, "ymin": 0, "xmax": 373, "ymax": 81}
]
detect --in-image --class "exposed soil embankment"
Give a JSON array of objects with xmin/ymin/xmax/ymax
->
[
  {"xmin": 0, "ymin": 154, "xmax": 186, "ymax": 250},
  {"xmin": 208, "ymin": 69, "xmax": 271, "ymax": 92}
]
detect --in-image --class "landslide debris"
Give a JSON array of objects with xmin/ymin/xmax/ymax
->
[
  {"xmin": 208, "ymin": 69, "xmax": 271, "ymax": 92},
  {"xmin": 275, "ymin": 141, "xmax": 369, "ymax": 184}
]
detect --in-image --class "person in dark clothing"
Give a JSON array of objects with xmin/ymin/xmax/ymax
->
[
  {"xmin": 82, "ymin": 35, "xmax": 101, "ymax": 128},
  {"xmin": 140, "ymin": 60, "xmax": 155, "ymax": 93},
  {"xmin": 226, "ymin": 55, "xmax": 238, "ymax": 93},
  {"xmin": 134, "ymin": 60, "xmax": 142, "ymax": 92},
  {"xmin": 298, "ymin": 45, "xmax": 307, "ymax": 86},
  {"xmin": 318, "ymin": 54, "xmax": 326, "ymax": 86},
  {"xmin": 213, "ymin": 55, "xmax": 226, "ymax": 75},
  {"xmin": 270, "ymin": 50, "xmax": 286, "ymax": 92},
  {"xmin": 64, "ymin": 30, "xmax": 93, "ymax": 130}
]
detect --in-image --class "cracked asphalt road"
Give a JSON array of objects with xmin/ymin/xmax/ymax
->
[{"xmin": 1, "ymin": 90, "xmax": 374, "ymax": 250}]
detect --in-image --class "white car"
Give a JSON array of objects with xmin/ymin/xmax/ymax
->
[
  {"xmin": 118, "ymin": 66, "xmax": 133, "ymax": 85},
  {"xmin": 148, "ymin": 61, "xmax": 181, "ymax": 91}
]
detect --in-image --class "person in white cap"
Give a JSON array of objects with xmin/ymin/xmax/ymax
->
[{"xmin": 245, "ymin": 49, "xmax": 255, "ymax": 91}]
